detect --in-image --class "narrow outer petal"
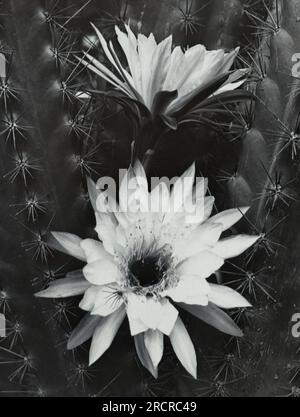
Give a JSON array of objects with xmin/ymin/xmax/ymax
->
[
  {"xmin": 169, "ymin": 317, "xmax": 197, "ymax": 379},
  {"xmin": 36, "ymin": 277, "xmax": 90, "ymax": 299},
  {"xmin": 89, "ymin": 307, "xmax": 126, "ymax": 365},
  {"xmin": 208, "ymin": 284, "xmax": 252, "ymax": 309},
  {"xmin": 212, "ymin": 235, "xmax": 259, "ymax": 259},
  {"xmin": 49, "ymin": 232, "xmax": 86, "ymax": 262},
  {"xmin": 144, "ymin": 330, "xmax": 164, "ymax": 369}
]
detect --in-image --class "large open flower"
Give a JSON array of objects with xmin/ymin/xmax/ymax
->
[
  {"xmin": 82, "ymin": 24, "xmax": 248, "ymax": 124},
  {"xmin": 36, "ymin": 163, "xmax": 258, "ymax": 378}
]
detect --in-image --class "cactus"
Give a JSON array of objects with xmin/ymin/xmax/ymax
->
[{"xmin": 0, "ymin": 0, "xmax": 299, "ymax": 398}]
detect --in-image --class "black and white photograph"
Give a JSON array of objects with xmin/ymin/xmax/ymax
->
[{"xmin": 0, "ymin": 0, "xmax": 300, "ymax": 400}]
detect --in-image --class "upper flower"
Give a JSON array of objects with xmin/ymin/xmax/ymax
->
[
  {"xmin": 82, "ymin": 24, "xmax": 247, "ymax": 120},
  {"xmin": 36, "ymin": 162, "xmax": 259, "ymax": 378}
]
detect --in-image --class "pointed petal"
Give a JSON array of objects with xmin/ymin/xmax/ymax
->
[
  {"xmin": 81, "ymin": 55, "xmax": 129, "ymax": 95},
  {"xmin": 68, "ymin": 314, "xmax": 101, "ymax": 350},
  {"xmin": 49, "ymin": 232, "xmax": 86, "ymax": 261},
  {"xmin": 147, "ymin": 35, "xmax": 172, "ymax": 108},
  {"xmin": 165, "ymin": 276, "xmax": 210, "ymax": 306},
  {"xmin": 89, "ymin": 308, "xmax": 126, "ymax": 365},
  {"xmin": 35, "ymin": 276, "xmax": 90, "ymax": 298},
  {"xmin": 180, "ymin": 302, "xmax": 243, "ymax": 337},
  {"xmin": 79, "ymin": 285, "xmax": 99, "ymax": 311},
  {"xmin": 80, "ymin": 239, "xmax": 112, "ymax": 263},
  {"xmin": 91, "ymin": 22, "xmax": 126, "ymax": 80},
  {"xmin": 175, "ymin": 223, "xmax": 223, "ymax": 261},
  {"xmin": 144, "ymin": 330, "xmax": 164, "ymax": 369},
  {"xmin": 158, "ymin": 299, "xmax": 179, "ymax": 336},
  {"xmin": 169, "ymin": 317, "xmax": 197, "ymax": 379},
  {"xmin": 213, "ymin": 235, "xmax": 259, "ymax": 259},
  {"xmin": 83, "ymin": 259, "xmax": 121, "ymax": 286},
  {"xmin": 134, "ymin": 333, "xmax": 158, "ymax": 378},
  {"xmin": 177, "ymin": 251, "xmax": 224, "ymax": 279},
  {"xmin": 208, "ymin": 207, "xmax": 249, "ymax": 231},
  {"xmin": 208, "ymin": 284, "xmax": 251, "ymax": 309}
]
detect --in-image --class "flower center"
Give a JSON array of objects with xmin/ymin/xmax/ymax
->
[{"xmin": 130, "ymin": 256, "xmax": 165, "ymax": 288}]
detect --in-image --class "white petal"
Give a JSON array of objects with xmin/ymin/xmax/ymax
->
[
  {"xmin": 89, "ymin": 307, "xmax": 126, "ymax": 365},
  {"xmin": 49, "ymin": 232, "xmax": 86, "ymax": 261},
  {"xmin": 165, "ymin": 276, "xmax": 210, "ymax": 306},
  {"xmin": 126, "ymin": 294, "xmax": 178, "ymax": 336},
  {"xmin": 213, "ymin": 235, "xmax": 259, "ymax": 259},
  {"xmin": 147, "ymin": 35, "xmax": 172, "ymax": 108},
  {"xmin": 169, "ymin": 317, "xmax": 197, "ymax": 379},
  {"xmin": 134, "ymin": 333, "xmax": 158, "ymax": 378},
  {"xmin": 83, "ymin": 259, "xmax": 122, "ymax": 286},
  {"xmin": 208, "ymin": 284, "xmax": 251, "ymax": 309},
  {"xmin": 79, "ymin": 286, "xmax": 99, "ymax": 311},
  {"xmin": 91, "ymin": 23, "xmax": 126, "ymax": 80},
  {"xmin": 144, "ymin": 330, "xmax": 164, "ymax": 368},
  {"xmin": 177, "ymin": 251, "xmax": 224, "ymax": 279},
  {"xmin": 36, "ymin": 276, "xmax": 90, "ymax": 298},
  {"xmin": 81, "ymin": 55, "xmax": 129, "ymax": 95},
  {"xmin": 127, "ymin": 314, "xmax": 149, "ymax": 336},
  {"xmin": 208, "ymin": 207, "xmax": 249, "ymax": 231},
  {"xmin": 158, "ymin": 299, "xmax": 179, "ymax": 336},
  {"xmin": 80, "ymin": 239, "xmax": 112, "ymax": 263},
  {"xmin": 91, "ymin": 286, "xmax": 124, "ymax": 317},
  {"xmin": 181, "ymin": 302, "xmax": 243, "ymax": 337},
  {"xmin": 175, "ymin": 222, "xmax": 223, "ymax": 261},
  {"xmin": 95, "ymin": 212, "xmax": 118, "ymax": 255},
  {"xmin": 68, "ymin": 314, "xmax": 101, "ymax": 350}
]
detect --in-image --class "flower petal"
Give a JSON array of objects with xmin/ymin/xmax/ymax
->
[
  {"xmin": 174, "ymin": 222, "xmax": 223, "ymax": 261},
  {"xmin": 80, "ymin": 239, "xmax": 112, "ymax": 263},
  {"xmin": 169, "ymin": 317, "xmax": 197, "ymax": 379},
  {"xmin": 208, "ymin": 284, "xmax": 251, "ymax": 309},
  {"xmin": 177, "ymin": 251, "xmax": 224, "ymax": 279},
  {"xmin": 35, "ymin": 276, "xmax": 90, "ymax": 298},
  {"xmin": 147, "ymin": 35, "xmax": 172, "ymax": 108},
  {"xmin": 83, "ymin": 259, "xmax": 122, "ymax": 286},
  {"xmin": 134, "ymin": 333, "xmax": 158, "ymax": 379},
  {"xmin": 165, "ymin": 276, "xmax": 210, "ymax": 306},
  {"xmin": 126, "ymin": 294, "xmax": 178, "ymax": 336},
  {"xmin": 95, "ymin": 212, "xmax": 118, "ymax": 255},
  {"xmin": 208, "ymin": 207, "xmax": 249, "ymax": 231},
  {"xmin": 212, "ymin": 235, "xmax": 259, "ymax": 259},
  {"xmin": 48, "ymin": 232, "xmax": 86, "ymax": 262},
  {"xmin": 180, "ymin": 302, "xmax": 243, "ymax": 337},
  {"xmin": 89, "ymin": 307, "xmax": 126, "ymax": 365},
  {"xmin": 91, "ymin": 286, "xmax": 124, "ymax": 317},
  {"xmin": 79, "ymin": 286, "xmax": 99, "ymax": 311},
  {"xmin": 68, "ymin": 314, "xmax": 101, "ymax": 350},
  {"xmin": 144, "ymin": 329, "xmax": 164, "ymax": 369}
]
